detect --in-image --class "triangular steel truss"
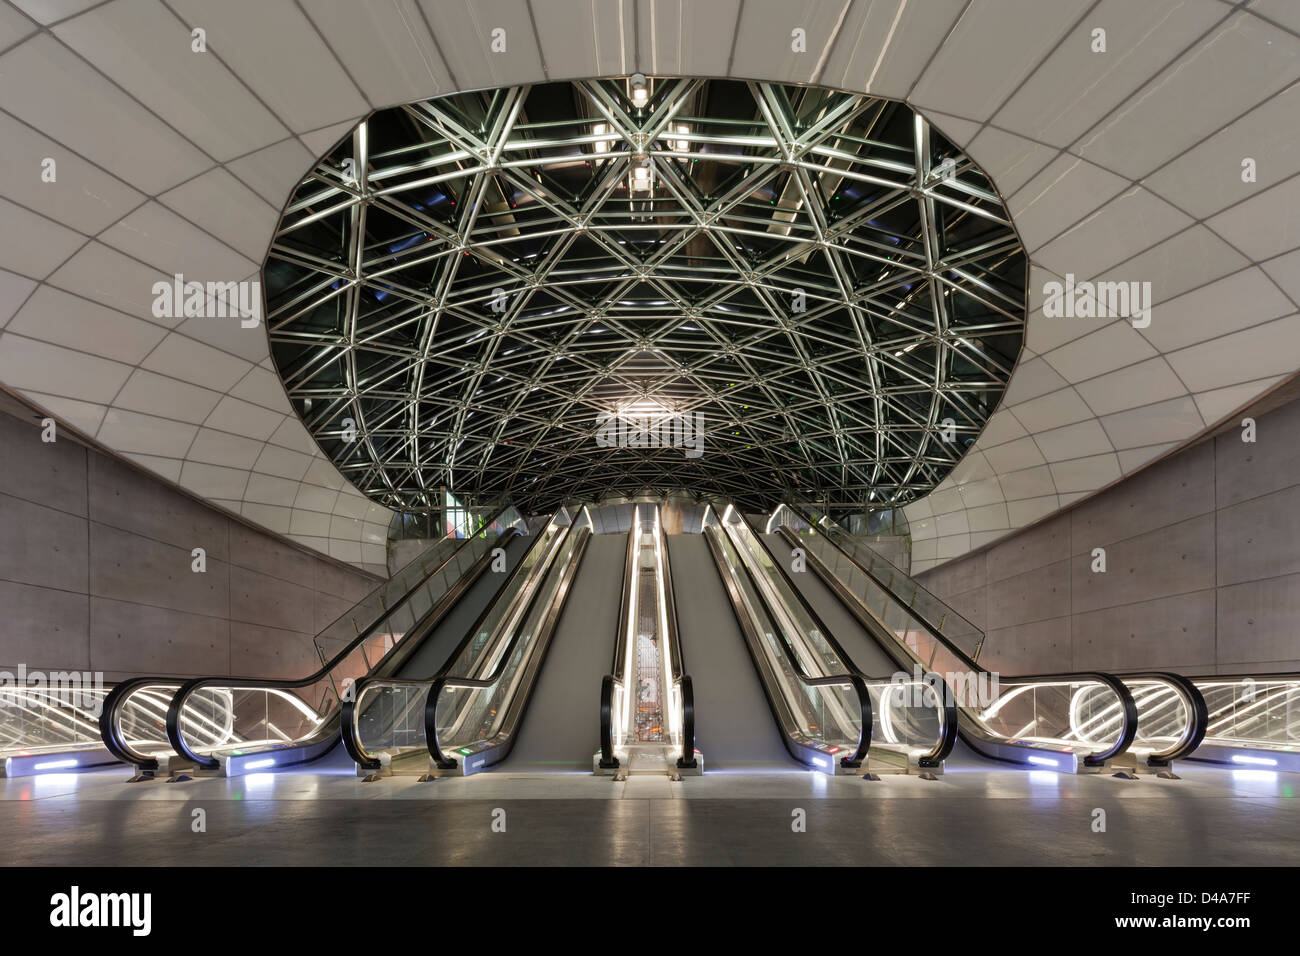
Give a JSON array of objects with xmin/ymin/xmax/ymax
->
[{"xmin": 266, "ymin": 78, "xmax": 1026, "ymax": 515}]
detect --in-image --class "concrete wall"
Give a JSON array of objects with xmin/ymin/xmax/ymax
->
[
  {"xmin": 916, "ymin": 394, "xmax": 1300, "ymax": 677},
  {"xmin": 0, "ymin": 408, "xmax": 379, "ymax": 683}
]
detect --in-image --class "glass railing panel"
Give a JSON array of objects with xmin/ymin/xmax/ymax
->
[
  {"xmin": 1126, "ymin": 678, "xmax": 1194, "ymax": 755},
  {"xmin": 353, "ymin": 682, "xmax": 429, "ymax": 758},
  {"xmin": 112, "ymin": 682, "xmax": 194, "ymax": 757},
  {"xmin": 970, "ymin": 677, "xmax": 1127, "ymax": 758},
  {"xmin": 780, "ymin": 525, "xmax": 984, "ymax": 694},
  {"xmin": 311, "ymin": 516, "xmax": 509, "ymax": 665},
  {"xmin": 0, "ymin": 686, "xmax": 109, "ymax": 756},
  {"xmin": 440, "ymin": 522, "xmax": 564, "ymax": 681},
  {"xmin": 865, "ymin": 679, "xmax": 945, "ymax": 759},
  {"xmin": 1194, "ymin": 676, "xmax": 1300, "ymax": 752}
]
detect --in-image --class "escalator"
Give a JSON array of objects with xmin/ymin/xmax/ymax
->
[
  {"xmin": 506, "ymin": 529, "xmax": 624, "ymax": 771},
  {"xmin": 346, "ymin": 506, "xmax": 594, "ymax": 777},
  {"xmin": 97, "ymin": 505, "xmax": 528, "ymax": 779},
  {"xmin": 669, "ymin": 532, "xmax": 790, "ymax": 769},
  {"xmin": 595, "ymin": 505, "xmax": 697, "ymax": 777},
  {"xmin": 770, "ymin": 503, "xmax": 1209, "ymax": 775},
  {"xmin": 692, "ymin": 502, "xmax": 955, "ymax": 776}
]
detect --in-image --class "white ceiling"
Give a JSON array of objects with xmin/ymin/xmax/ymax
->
[{"xmin": 0, "ymin": 0, "xmax": 1295, "ymax": 576}]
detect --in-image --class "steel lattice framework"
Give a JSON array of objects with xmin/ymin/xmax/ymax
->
[{"xmin": 265, "ymin": 78, "xmax": 1026, "ymax": 515}]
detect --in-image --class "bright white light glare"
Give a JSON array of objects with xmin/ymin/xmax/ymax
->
[
  {"xmin": 593, "ymin": 123, "xmax": 609, "ymax": 154},
  {"xmin": 631, "ymin": 74, "xmax": 648, "ymax": 107},
  {"xmin": 1231, "ymin": 770, "xmax": 1277, "ymax": 782},
  {"xmin": 614, "ymin": 398, "xmax": 673, "ymax": 417},
  {"xmin": 662, "ymin": 123, "xmax": 689, "ymax": 152},
  {"xmin": 810, "ymin": 756, "xmax": 828, "ymax": 769},
  {"xmin": 1231, "ymin": 754, "xmax": 1278, "ymax": 766},
  {"xmin": 244, "ymin": 758, "xmax": 276, "ymax": 770},
  {"xmin": 34, "ymin": 759, "xmax": 78, "ymax": 770},
  {"xmin": 1026, "ymin": 755, "xmax": 1058, "ymax": 767}
]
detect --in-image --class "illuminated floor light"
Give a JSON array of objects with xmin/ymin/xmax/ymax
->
[
  {"xmin": 244, "ymin": 758, "xmax": 276, "ymax": 770},
  {"xmin": 33, "ymin": 759, "xmax": 78, "ymax": 771},
  {"xmin": 1026, "ymin": 756, "xmax": 1058, "ymax": 767},
  {"xmin": 1231, "ymin": 754, "xmax": 1278, "ymax": 766}
]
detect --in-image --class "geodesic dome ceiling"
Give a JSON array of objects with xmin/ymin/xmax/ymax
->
[{"xmin": 265, "ymin": 77, "xmax": 1026, "ymax": 515}]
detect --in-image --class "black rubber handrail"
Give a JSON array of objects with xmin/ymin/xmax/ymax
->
[
  {"xmin": 425, "ymin": 526, "xmax": 590, "ymax": 771},
  {"xmin": 342, "ymin": 513, "xmax": 565, "ymax": 771},
  {"xmin": 597, "ymin": 520, "xmax": 639, "ymax": 769},
  {"xmin": 101, "ymin": 507, "xmax": 513, "ymax": 773},
  {"xmin": 1119, "ymin": 670, "xmax": 1208, "ymax": 766},
  {"xmin": 597, "ymin": 507, "xmax": 697, "ymax": 770},
  {"xmin": 99, "ymin": 676, "xmax": 184, "ymax": 772},
  {"xmin": 165, "ymin": 528, "xmax": 518, "ymax": 770},
  {"xmin": 659, "ymin": 514, "xmax": 697, "ymax": 770},
  {"xmin": 702, "ymin": 514, "xmax": 871, "ymax": 770}
]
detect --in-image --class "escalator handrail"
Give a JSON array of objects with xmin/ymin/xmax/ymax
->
[
  {"xmin": 777, "ymin": 521, "xmax": 1141, "ymax": 765},
  {"xmin": 99, "ymin": 508, "xmax": 513, "ymax": 772},
  {"xmin": 741, "ymin": 512, "xmax": 956, "ymax": 765},
  {"xmin": 425, "ymin": 526, "xmax": 590, "ymax": 770},
  {"xmin": 597, "ymin": 522, "xmax": 639, "ymax": 768},
  {"xmin": 703, "ymin": 518, "xmax": 871, "ymax": 768},
  {"xmin": 99, "ymin": 676, "xmax": 183, "ymax": 771},
  {"xmin": 658, "ymin": 511, "xmax": 696, "ymax": 769},
  {"xmin": 341, "ymin": 512, "xmax": 567, "ymax": 770},
  {"xmin": 609, "ymin": 518, "xmax": 639, "ymax": 677},
  {"xmin": 165, "ymin": 528, "xmax": 518, "ymax": 770},
  {"xmin": 1120, "ymin": 670, "xmax": 1208, "ymax": 765}
]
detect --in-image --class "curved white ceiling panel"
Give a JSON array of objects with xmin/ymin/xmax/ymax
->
[{"xmin": 0, "ymin": 0, "xmax": 1293, "ymax": 577}]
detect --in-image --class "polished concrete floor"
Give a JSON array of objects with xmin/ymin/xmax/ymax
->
[{"xmin": 2, "ymin": 745, "xmax": 1296, "ymax": 866}]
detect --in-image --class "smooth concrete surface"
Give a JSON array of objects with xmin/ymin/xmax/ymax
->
[
  {"xmin": 507, "ymin": 533, "xmax": 625, "ymax": 771},
  {"xmin": 0, "ymin": 407, "xmax": 377, "ymax": 682},
  {"xmin": 918, "ymin": 392, "xmax": 1300, "ymax": 676},
  {"xmin": 392, "ymin": 534, "xmax": 529, "ymax": 678},
  {"xmin": 668, "ymin": 534, "xmax": 792, "ymax": 770},
  {"xmin": 1, "ymin": 749, "xmax": 1296, "ymax": 866},
  {"xmin": 761, "ymin": 532, "xmax": 898, "ymax": 678}
]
